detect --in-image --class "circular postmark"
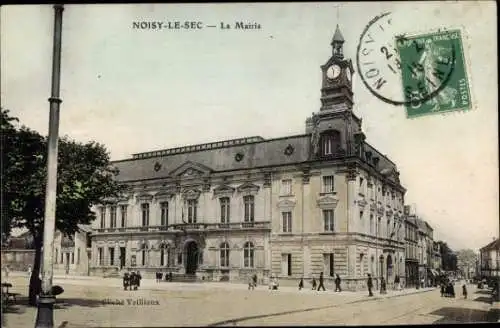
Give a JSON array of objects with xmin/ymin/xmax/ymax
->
[{"xmin": 356, "ymin": 12, "xmax": 456, "ymax": 107}]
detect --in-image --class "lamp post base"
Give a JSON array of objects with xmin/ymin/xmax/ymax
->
[{"xmin": 34, "ymin": 295, "xmax": 56, "ymax": 328}]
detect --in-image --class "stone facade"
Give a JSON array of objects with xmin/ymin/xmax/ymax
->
[
  {"xmin": 89, "ymin": 25, "xmax": 407, "ymax": 291},
  {"xmin": 53, "ymin": 227, "xmax": 92, "ymax": 276}
]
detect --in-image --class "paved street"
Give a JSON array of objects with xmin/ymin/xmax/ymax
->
[{"xmin": 2, "ymin": 275, "xmax": 498, "ymax": 327}]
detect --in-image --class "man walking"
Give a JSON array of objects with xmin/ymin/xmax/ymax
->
[
  {"xmin": 335, "ymin": 274, "xmax": 342, "ymax": 292},
  {"xmin": 367, "ymin": 274, "xmax": 374, "ymax": 296},
  {"xmin": 317, "ymin": 272, "xmax": 326, "ymax": 291}
]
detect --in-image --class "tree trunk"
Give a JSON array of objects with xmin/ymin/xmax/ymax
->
[{"xmin": 28, "ymin": 235, "xmax": 43, "ymax": 306}]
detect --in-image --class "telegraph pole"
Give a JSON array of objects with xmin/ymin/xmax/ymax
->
[{"xmin": 35, "ymin": 4, "xmax": 64, "ymax": 328}]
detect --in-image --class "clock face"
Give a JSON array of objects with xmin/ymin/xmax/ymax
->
[
  {"xmin": 346, "ymin": 69, "xmax": 352, "ymax": 82},
  {"xmin": 326, "ymin": 64, "xmax": 341, "ymax": 80}
]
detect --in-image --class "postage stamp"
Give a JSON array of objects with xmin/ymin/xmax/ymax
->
[
  {"xmin": 356, "ymin": 12, "xmax": 472, "ymax": 118},
  {"xmin": 396, "ymin": 29, "xmax": 472, "ymax": 118}
]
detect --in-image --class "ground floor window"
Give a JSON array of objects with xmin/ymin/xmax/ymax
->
[{"xmin": 98, "ymin": 248, "xmax": 103, "ymax": 266}]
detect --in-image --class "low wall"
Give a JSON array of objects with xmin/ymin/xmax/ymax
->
[{"xmin": 1, "ymin": 249, "xmax": 37, "ymax": 271}]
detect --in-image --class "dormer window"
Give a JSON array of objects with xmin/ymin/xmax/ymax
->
[{"xmin": 320, "ymin": 130, "xmax": 341, "ymax": 157}]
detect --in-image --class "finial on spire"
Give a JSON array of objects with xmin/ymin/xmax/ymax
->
[{"xmin": 331, "ymin": 24, "xmax": 345, "ymax": 59}]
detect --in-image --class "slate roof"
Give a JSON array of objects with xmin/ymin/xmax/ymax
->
[
  {"xmin": 481, "ymin": 238, "xmax": 500, "ymax": 252},
  {"xmin": 112, "ymin": 134, "xmax": 311, "ymax": 182},
  {"xmin": 332, "ymin": 24, "xmax": 345, "ymax": 43}
]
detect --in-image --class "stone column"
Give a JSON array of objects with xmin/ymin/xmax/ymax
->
[{"xmin": 263, "ymin": 173, "xmax": 272, "ymax": 271}]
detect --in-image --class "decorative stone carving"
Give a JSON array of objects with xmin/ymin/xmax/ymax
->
[
  {"xmin": 182, "ymin": 188, "xmax": 201, "ymax": 200},
  {"xmin": 136, "ymin": 193, "xmax": 153, "ymax": 203},
  {"xmin": 154, "ymin": 187, "xmax": 176, "ymax": 201},
  {"xmin": 169, "ymin": 161, "xmax": 212, "ymax": 177},
  {"xmin": 310, "ymin": 117, "xmax": 320, "ymax": 157},
  {"xmin": 370, "ymin": 203, "xmax": 377, "ymax": 212},
  {"xmin": 302, "ymin": 167, "xmax": 311, "ymax": 184},
  {"xmin": 154, "ymin": 162, "xmax": 162, "ymax": 172},
  {"xmin": 202, "ymin": 177, "xmax": 211, "ymax": 192},
  {"xmin": 213, "ymin": 184, "xmax": 235, "ymax": 198},
  {"xmin": 236, "ymin": 182, "xmax": 260, "ymax": 195},
  {"xmin": 277, "ymin": 199, "xmax": 296, "ymax": 210},
  {"xmin": 346, "ymin": 163, "xmax": 358, "ymax": 181},
  {"xmin": 263, "ymin": 173, "xmax": 272, "ymax": 188},
  {"xmin": 284, "ymin": 144, "xmax": 294, "ymax": 156},
  {"xmin": 317, "ymin": 195, "xmax": 339, "ymax": 209},
  {"xmin": 357, "ymin": 198, "xmax": 368, "ymax": 208}
]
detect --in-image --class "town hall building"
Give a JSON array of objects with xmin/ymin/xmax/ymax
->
[{"xmin": 89, "ymin": 25, "xmax": 407, "ymax": 290}]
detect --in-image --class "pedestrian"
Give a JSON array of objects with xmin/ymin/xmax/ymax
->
[
  {"xmin": 440, "ymin": 282, "xmax": 445, "ymax": 297},
  {"xmin": 380, "ymin": 277, "xmax": 387, "ymax": 294},
  {"xmin": 335, "ymin": 274, "xmax": 342, "ymax": 292},
  {"xmin": 136, "ymin": 271, "xmax": 142, "ymax": 289},
  {"xmin": 248, "ymin": 275, "xmax": 255, "ymax": 290},
  {"xmin": 298, "ymin": 277, "xmax": 304, "ymax": 290},
  {"xmin": 253, "ymin": 273, "xmax": 258, "ymax": 287},
  {"xmin": 4, "ymin": 265, "xmax": 9, "ymax": 280},
  {"xmin": 27, "ymin": 265, "xmax": 32, "ymax": 278},
  {"xmin": 311, "ymin": 277, "xmax": 317, "ymax": 290},
  {"xmin": 123, "ymin": 272, "xmax": 130, "ymax": 291},
  {"xmin": 394, "ymin": 275, "xmax": 400, "ymax": 291},
  {"xmin": 450, "ymin": 282, "xmax": 455, "ymax": 298},
  {"xmin": 367, "ymin": 274, "xmax": 374, "ymax": 297},
  {"xmin": 462, "ymin": 284, "xmax": 467, "ymax": 299},
  {"xmin": 317, "ymin": 272, "xmax": 326, "ymax": 291}
]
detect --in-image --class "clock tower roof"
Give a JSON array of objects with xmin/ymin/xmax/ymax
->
[{"xmin": 331, "ymin": 24, "xmax": 345, "ymax": 44}]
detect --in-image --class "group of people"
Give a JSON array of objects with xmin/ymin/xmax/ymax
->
[
  {"xmin": 305, "ymin": 272, "xmax": 342, "ymax": 292},
  {"xmin": 248, "ymin": 273, "xmax": 258, "ymax": 290},
  {"xmin": 155, "ymin": 271, "xmax": 173, "ymax": 283},
  {"xmin": 123, "ymin": 271, "xmax": 142, "ymax": 291}
]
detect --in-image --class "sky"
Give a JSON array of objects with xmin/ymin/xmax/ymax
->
[{"xmin": 1, "ymin": 2, "xmax": 498, "ymax": 251}]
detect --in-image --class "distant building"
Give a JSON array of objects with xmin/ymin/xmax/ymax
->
[
  {"xmin": 479, "ymin": 238, "xmax": 500, "ymax": 279},
  {"xmin": 404, "ymin": 207, "xmax": 419, "ymax": 288},
  {"xmin": 53, "ymin": 225, "xmax": 92, "ymax": 276},
  {"xmin": 89, "ymin": 25, "xmax": 407, "ymax": 290}
]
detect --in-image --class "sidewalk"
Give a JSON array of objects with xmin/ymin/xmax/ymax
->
[{"xmin": 5, "ymin": 271, "xmax": 437, "ymax": 300}]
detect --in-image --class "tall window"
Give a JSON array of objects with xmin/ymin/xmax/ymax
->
[
  {"xmin": 109, "ymin": 247, "xmax": 115, "ymax": 266},
  {"xmin": 323, "ymin": 209, "xmax": 335, "ymax": 232},
  {"xmin": 322, "ymin": 176, "xmax": 335, "ymax": 193},
  {"xmin": 187, "ymin": 199, "xmax": 198, "ymax": 223},
  {"xmin": 71, "ymin": 252, "xmax": 74, "ymax": 264},
  {"xmin": 100, "ymin": 207, "xmax": 105, "ymax": 229},
  {"xmin": 370, "ymin": 214, "xmax": 374, "ymax": 235},
  {"xmin": 321, "ymin": 130, "xmax": 340, "ymax": 156},
  {"xmin": 120, "ymin": 205, "xmax": 127, "ymax": 228},
  {"xmin": 141, "ymin": 203, "xmax": 150, "ymax": 226},
  {"xmin": 387, "ymin": 219, "xmax": 391, "ymax": 238},
  {"xmin": 243, "ymin": 196, "xmax": 255, "ymax": 222},
  {"xmin": 160, "ymin": 202, "xmax": 169, "ymax": 226},
  {"xmin": 55, "ymin": 249, "xmax": 59, "ymax": 264},
  {"xmin": 243, "ymin": 242, "xmax": 254, "ymax": 268},
  {"xmin": 98, "ymin": 248, "xmax": 103, "ymax": 266},
  {"xmin": 110, "ymin": 206, "xmax": 117, "ymax": 228},
  {"xmin": 282, "ymin": 211, "xmax": 292, "ymax": 233},
  {"xmin": 77, "ymin": 248, "xmax": 80, "ymax": 265},
  {"xmin": 220, "ymin": 198, "xmax": 230, "ymax": 223},
  {"xmin": 220, "ymin": 242, "xmax": 230, "ymax": 267},
  {"xmin": 281, "ymin": 179, "xmax": 292, "ymax": 195},
  {"xmin": 142, "ymin": 250, "xmax": 146, "ymax": 266}
]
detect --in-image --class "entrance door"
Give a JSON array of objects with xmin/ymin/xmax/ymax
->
[
  {"xmin": 65, "ymin": 253, "xmax": 70, "ymax": 273},
  {"xmin": 120, "ymin": 247, "xmax": 126, "ymax": 269},
  {"xmin": 185, "ymin": 241, "xmax": 198, "ymax": 275},
  {"xmin": 386, "ymin": 254, "xmax": 393, "ymax": 281}
]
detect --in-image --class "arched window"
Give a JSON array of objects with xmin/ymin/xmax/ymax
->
[
  {"xmin": 159, "ymin": 242, "xmax": 169, "ymax": 266},
  {"xmin": 320, "ymin": 130, "xmax": 341, "ymax": 156},
  {"xmin": 220, "ymin": 242, "xmax": 230, "ymax": 267},
  {"xmin": 243, "ymin": 242, "xmax": 254, "ymax": 268}
]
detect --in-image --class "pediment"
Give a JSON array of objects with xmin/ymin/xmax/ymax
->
[
  {"xmin": 277, "ymin": 199, "xmax": 296, "ymax": 209},
  {"xmin": 136, "ymin": 193, "xmax": 154, "ymax": 202},
  {"xmin": 155, "ymin": 187, "xmax": 176, "ymax": 201},
  {"xmin": 213, "ymin": 184, "xmax": 235, "ymax": 197},
  {"xmin": 169, "ymin": 161, "xmax": 213, "ymax": 178},
  {"xmin": 316, "ymin": 196, "xmax": 339, "ymax": 209},
  {"xmin": 236, "ymin": 182, "xmax": 260, "ymax": 195},
  {"xmin": 182, "ymin": 188, "xmax": 201, "ymax": 200}
]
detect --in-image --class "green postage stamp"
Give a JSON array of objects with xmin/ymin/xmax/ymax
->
[{"xmin": 396, "ymin": 29, "xmax": 472, "ymax": 118}]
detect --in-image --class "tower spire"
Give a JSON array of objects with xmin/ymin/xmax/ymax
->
[{"xmin": 331, "ymin": 24, "xmax": 345, "ymax": 59}]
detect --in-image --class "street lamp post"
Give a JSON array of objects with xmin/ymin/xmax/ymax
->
[{"xmin": 34, "ymin": 4, "xmax": 64, "ymax": 328}]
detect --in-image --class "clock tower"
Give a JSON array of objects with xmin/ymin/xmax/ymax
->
[
  {"xmin": 320, "ymin": 24, "xmax": 355, "ymax": 112},
  {"xmin": 306, "ymin": 24, "xmax": 365, "ymax": 159}
]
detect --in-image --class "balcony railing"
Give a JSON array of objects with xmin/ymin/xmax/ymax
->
[{"xmin": 94, "ymin": 221, "xmax": 271, "ymax": 234}]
